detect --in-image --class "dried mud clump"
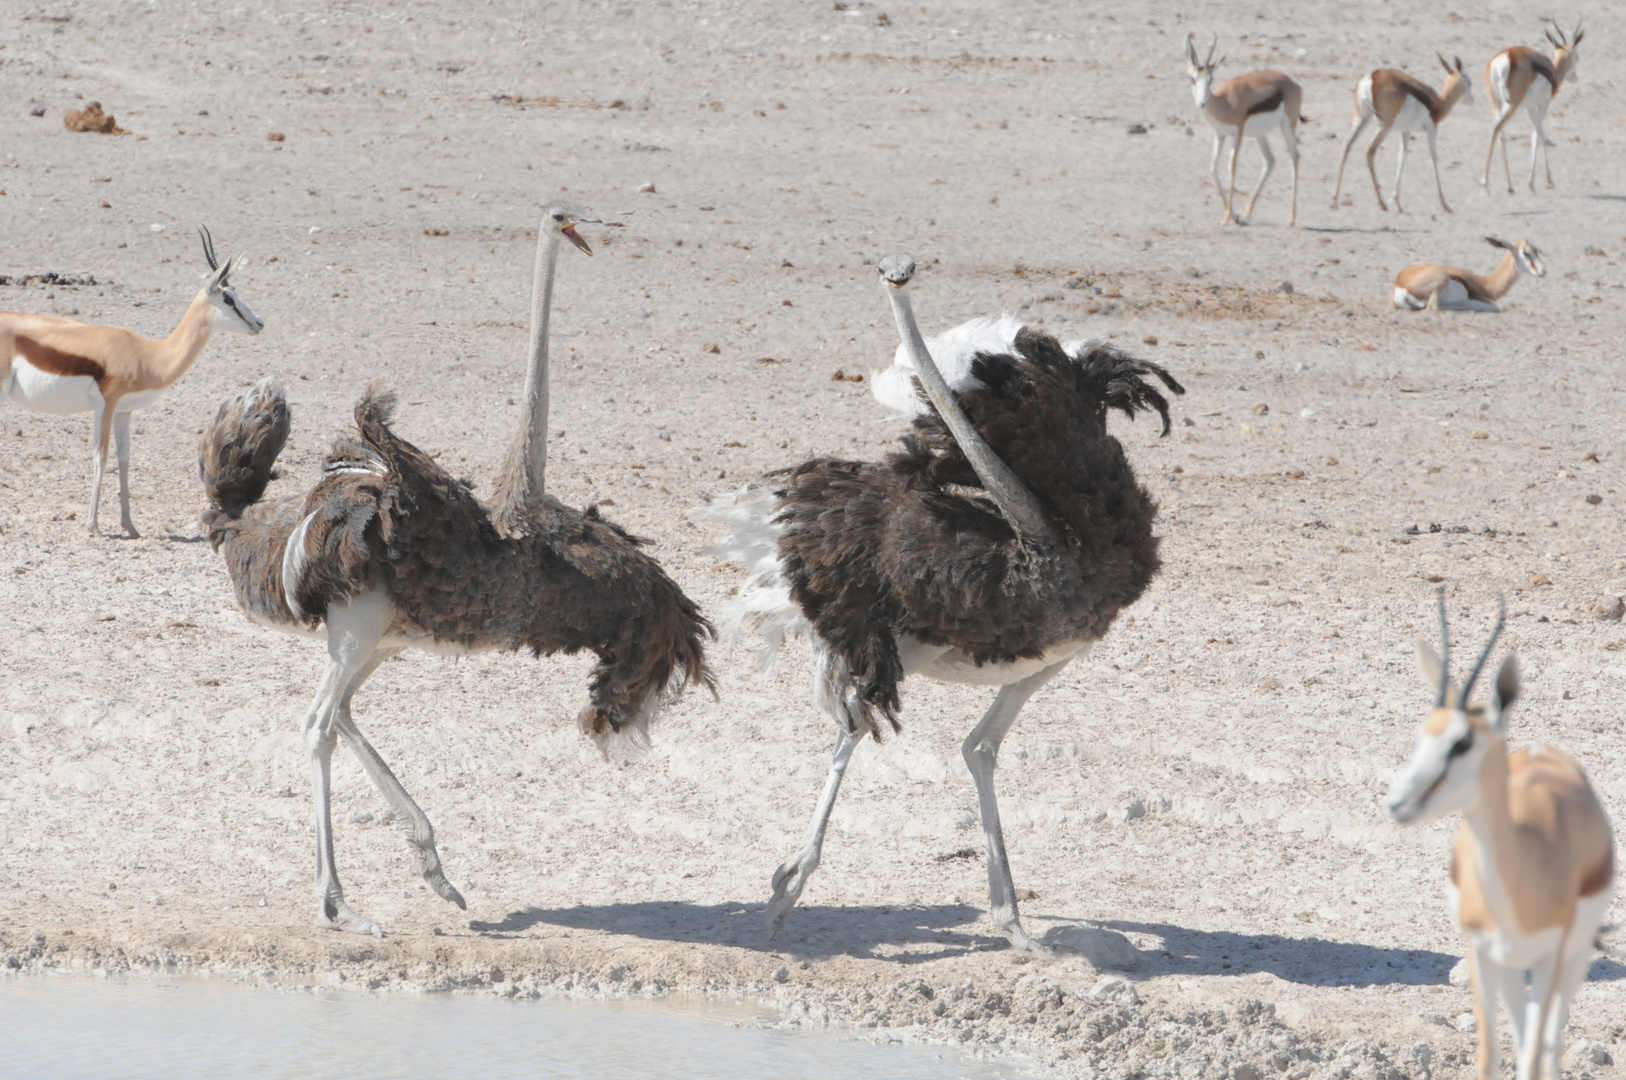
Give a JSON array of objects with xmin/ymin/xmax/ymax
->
[{"xmin": 63, "ymin": 102, "xmax": 127, "ymax": 135}]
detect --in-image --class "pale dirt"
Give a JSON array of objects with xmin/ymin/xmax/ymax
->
[{"xmin": 2, "ymin": 1, "xmax": 1625, "ymax": 1076}]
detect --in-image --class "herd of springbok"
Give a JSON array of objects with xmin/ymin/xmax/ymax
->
[
  {"xmin": 2, "ymin": 14, "xmax": 1612, "ymax": 1080},
  {"xmin": 1187, "ymin": 18, "xmax": 1581, "ymax": 312}
]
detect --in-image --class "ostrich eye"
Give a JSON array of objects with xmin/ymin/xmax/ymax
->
[{"xmin": 1447, "ymin": 734, "xmax": 1473, "ymax": 759}]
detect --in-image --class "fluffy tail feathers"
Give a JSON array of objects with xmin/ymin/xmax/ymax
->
[
  {"xmin": 694, "ymin": 481, "xmax": 810, "ymax": 671},
  {"xmin": 198, "ymin": 378, "xmax": 290, "ymax": 543}
]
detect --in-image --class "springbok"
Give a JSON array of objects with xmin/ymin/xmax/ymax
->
[
  {"xmin": 1332, "ymin": 56, "xmax": 1473, "ymax": 214},
  {"xmin": 1388, "ymin": 594, "xmax": 1614, "ymax": 1080},
  {"xmin": 1482, "ymin": 19, "xmax": 1583, "ymax": 195},
  {"xmin": 1184, "ymin": 33, "xmax": 1302, "ymax": 227},
  {"xmin": 1392, "ymin": 237, "xmax": 1545, "ymax": 312},
  {"xmin": 1, "ymin": 228, "xmax": 263, "ymax": 537}
]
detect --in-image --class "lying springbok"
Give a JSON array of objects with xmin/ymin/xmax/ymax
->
[
  {"xmin": 1332, "ymin": 56, "xmax": 1473, "ymax": 213},
  {"xmin": 1388, "ymin": 594, "xmax": 1614, "ymax": 1080},
  {"xmin": 0, "ymin": 228, "xmax": 263, "ymax": 537},
  {"xmin": 1184, "ymin": 33, "xmax": 1302, "ymax": 227},
  {"xmin": 1392, "ymin": 237, "xmax": 1545, "ymax": 312},
  {"xmin": 1483, "ymin": 19, "xmax": 1583, "ymax": 195}
]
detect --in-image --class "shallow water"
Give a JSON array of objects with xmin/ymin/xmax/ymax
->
[{"xmin": 0, "ymin": 976, "xmax": 1026, "ymax": 1079}]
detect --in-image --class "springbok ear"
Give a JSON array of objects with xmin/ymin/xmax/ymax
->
[
  {"xmin": 1573, "ymin": 26, "xmax": 1584, "ymax": 46},
  {"xmin": 1455, "ymin": 56, "xmax": 1465, "ymax": 73},
  {"xmin": 1416, "ymin": 638, "xmax": 1445, "ymax": 690},
  {"xmin": 1487, "ymin": 653, "xmax": 1520, "ymax": 732}
]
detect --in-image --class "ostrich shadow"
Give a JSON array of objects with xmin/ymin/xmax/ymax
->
[
  {"xmin": 468, "ymin": 903, "xmax": 1625, "ymax": 986},
  {"xmin": 470, "ymin": 900, "xmax": 1012, "ymax": 963}
]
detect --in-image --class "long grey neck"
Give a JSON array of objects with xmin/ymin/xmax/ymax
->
[
  {"xmin": 885, "ymin": 287, "xmax": 1054, "ymax": 544},
  {"xmin": 514, "ymin": 224, "xmax": 562, "ymax": 499}
]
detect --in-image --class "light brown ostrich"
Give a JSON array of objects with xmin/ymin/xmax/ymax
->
[
  {"xmin": 198, "ymin": 204, "xmax": 713, "ymax": 937},
  {"xmin": 703, "ymin": 254, "xmax": 1184, "ymax": 949}
]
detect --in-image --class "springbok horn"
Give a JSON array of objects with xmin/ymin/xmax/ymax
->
[
  {"xmin": 1206, "ymin": 34, "xmax": 1217, "ymax": 66},
  {"xmin": 1434, "ymin": 588, "xmax": 1451, "ymax": 708},
  {"xmin": 199, "ymin": 225, "xmax": 220, "ymax": 272},
  {"xmin": 1438, "ymin": 52, "xmax": 1453, "ymax": 74},
  {"xmin": 1459, "ymin": 593, "xmax": 1507, "ymax": 706}
]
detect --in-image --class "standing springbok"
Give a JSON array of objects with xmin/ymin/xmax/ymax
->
[
  {"xmin": 1388, "ymin": 594, "xmax": 1614, "ymax": 1080},
  {"xmin": 1392, "ymin": 236, "xmax": 1545, "ymax": 312},
  {"xmin": 1482, "ymin": 20, "xmax": 1583, "ymax": 195},
  {"xmin": 1, "ymin": 228, "xmax": 263, "ymax": 537},
  {"xmin": 1184, "ymin": 33, "xmax": 1302, "ymax": 227},
  {"xmin": 1332, "ymin": 56, "xmax": 1473, "ymax": 214}
]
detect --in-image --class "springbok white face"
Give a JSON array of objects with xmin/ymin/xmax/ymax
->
[
  {"xmin": 542, "ymin": 202, "xmax": 602, "ymax": 257},
  {"xmin": 1386, "ymin": 595, "xmax": 1518, "ymax": 826},
  {"xmin": 1440, "ymin": 53, "xmax": 1474, "ymax": 107},
  {"xmin": 1185, "ymin": 33, "xmax": 1224, "ymax": 109},
  {"xmin": 1489, "ymin": 237, "xmax": 1547, "ymax": 278},
  {"xmin": 199, "ymin": 226, "xmax": 264, "ymax": 335}
]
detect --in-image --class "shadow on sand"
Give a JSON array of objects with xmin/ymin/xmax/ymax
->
[{"xmin": 460, "ymin": 901, "xmax": 1626, "ymax": 989}]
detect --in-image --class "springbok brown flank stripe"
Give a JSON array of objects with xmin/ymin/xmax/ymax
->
[{"xmin": 14, "ymin": 336, "xmax": 107, "ymax": 381}]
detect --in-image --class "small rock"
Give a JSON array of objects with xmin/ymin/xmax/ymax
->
[
  {"xmin": 772, "ymin": 964, "xmax": 789, "ymax": 982},
  {"xmin": 1089, "ymin": 975, "xmax": 1139, "ymax": 1006},
  {"xmin": 489, "ymin": 966, "xmax": 505, "ymax": 983},
  {"xmin": 309, "ymin": 226, "xmax": 322, "ymax": 234},
  {"xmin": 1470, "ymin": 430, "xmax": 1489, "ymax": 440},
  {"xmin": 1232, "ymin": 1065, "xmax": 1263, "ymax": 1080},
  {"xmin": 1142, "ymin": 334, "xmax": 1158, "ymax": 345},
  {"xmin": 267, "ymin": 132, "xmax": 286, "ymax": 142},
  {"xmin": 149, "ymin": 223, "xmax": 165, "ymax": 233},
  {"xmin": 1273, "ymin": 281, "xmax": 1294, "ymax": 293},
  {"xmin": 638, "ymin": 181, "xmax": 656, "ymax": 193},
  {"xmin": 1454, "ymin": 1012, "xmax": 1476, "ymax": 1033},
  {"xmin": 1420, "ymin": 1011, "xmax": 1452, "ymax": 1027},
  {"xmin": 1251, "ymin": 403, "xmax": 1269, "ymax": 415},
  {"xmin": 702, "ymin": 342, "xmax": 720, "ymax": 354},
  {"xmin": 1047, "ymin": 927, "xmax": 1141, "ymax": 970},
  {"xmin": 1568, "ymin": 1041, "xmax": 1613, "ymax": 1067},
  {"xmin": 1117, "ymin": 797, "xmax": 1146, "ymax": 822},
  {"xmin": 1449, "ymin": 958, "xmax": 1470, "ymax": 987},
  {"xmin": 29, "ymin": 104, "xmax": 46, "ymax": 117},
  {"xmin": 1257, "ymin": 678, "xmax": 1282, "ymax": 694},
  {"xmin": 1126, "ymin": 123, "xmax": 1147, "ymax": 135},
  {"xmin": 1528, "ymin": 573, "xmax": 1553, "ymax": 587},
  {"xmin": 1589, "ymin": 596, "xmax": 1624, "ymax": 621},
  {"xmin": 1584, "ymin": 493, "xmax": 1603, "ymax": 505}
]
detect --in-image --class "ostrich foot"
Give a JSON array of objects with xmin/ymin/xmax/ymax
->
[
  {"xmin": 318, "ymin": 894, "xmax": 384, "ymax": 938},
  {"xmin": 766, "ymin": 849, "xmax": 817, "ymax": 938},
  {"xmin": 995, "ymin": 917, "xmax": 1051, "ymax": 955},
  {"xmin": 419, "ymin": 858, "xmax": 467, "ymax": 910}
]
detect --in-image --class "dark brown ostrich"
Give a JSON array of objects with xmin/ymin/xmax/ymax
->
[
  {"xmin": 703, "ymin": 253, "xmax": 1183, "ymax": 949},
  {"xmin": 197, "ymin": 205, "xmax": 713, "ymax": 937}
]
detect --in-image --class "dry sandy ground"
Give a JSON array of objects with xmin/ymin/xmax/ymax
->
[{"xmin": 2, "ymin": 1, "xmax": 1625, "ymax": 1075}]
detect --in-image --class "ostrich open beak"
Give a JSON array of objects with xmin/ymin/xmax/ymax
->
[{"xmin": 562, "ymin": 224, "xmax": 593, "ymax": 256}]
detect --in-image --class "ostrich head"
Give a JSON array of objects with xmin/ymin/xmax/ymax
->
[
  {"xmin": 1185, "ymin": 33, "xmax": 1225, "ymax": 108},
  {"xmin": 198, "ymin": 225, "xmax": 264, "ymax": 335},
  {"xmin": 1487, "ymin": 237, "xmax": 1546, "ymax": 278},
  {"xmin": 542, "ymin": 202, "xmax": 602, "ymax": 256},
  {"xmin": 877, "ymin": 253, "xmax": 916, "ymax": 292}
]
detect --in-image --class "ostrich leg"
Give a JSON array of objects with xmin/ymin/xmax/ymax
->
[
  {"xmin": 766, "ymin": 727, "xmax": 859, "ymax": 938},
  {"xmin": 962, "ymin": 659, "xmax": 1071, "ymax": 951},
  {"xmin": 303, "ymin": 591, "xmax": 394, "ymax": 937},
  {"xmin": 331, "ymin": 648, "xmax": 467, "ymax": 910}
]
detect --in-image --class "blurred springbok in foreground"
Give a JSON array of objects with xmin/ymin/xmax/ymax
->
[{"xmin": 1388, "ymin": 593, "xmax": 1614, "ymax": 1080}]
